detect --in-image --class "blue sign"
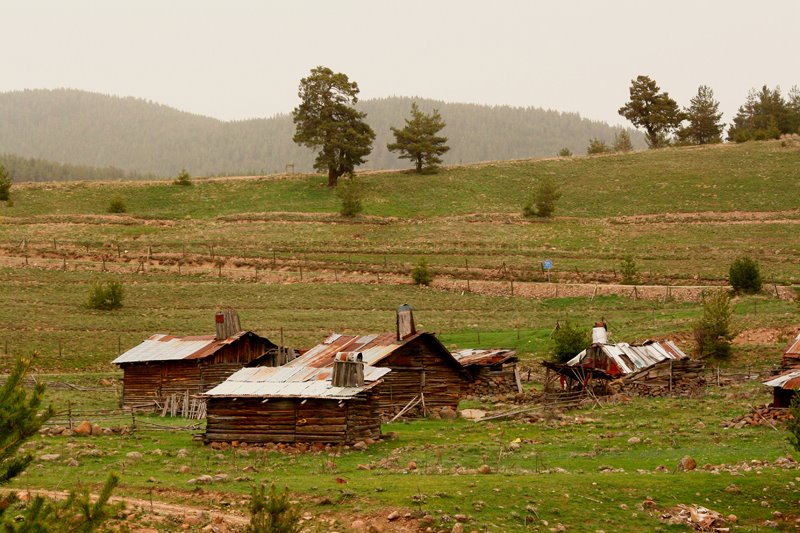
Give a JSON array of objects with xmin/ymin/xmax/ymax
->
[{"xmin": 543, "ymin": 260, "xmax": 553, "ymax": 270}]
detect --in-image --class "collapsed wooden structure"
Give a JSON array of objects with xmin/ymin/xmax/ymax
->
[
  {"xmin": 113, "ymin": 310, "xmax": 290, "ymax": 409},
  {"xmin": 452, "ymin": 349, "xmax": 522, "ymax": 396},
  {"xmin": 542, "ymin": 323, "xmax": 697, "ymax": 396},
  {"xmin": 763, "ymin": 332, "xmax": 800, "ymax": 408},
  {"xmin": 203, "ymin": 353, "xmax": 389, "ymax": 444}
]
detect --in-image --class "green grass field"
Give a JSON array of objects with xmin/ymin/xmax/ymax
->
[{"xmin": 1, "ymin": 139, "xmax": 799, "ymax": 531}]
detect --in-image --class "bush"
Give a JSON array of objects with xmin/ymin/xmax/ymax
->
[
  {"xmin": 411, "ymin": 258, "xmax": 433, "ymax": 286},
  {"xmin": 551, "ymin": 321, "xmax": 589, "ymax": 363},
  {"xmin": 246, "ymin": 483, "xmax": 300, "ymax": 533},
  {"xmin": 107, "ymin": 195, "xmax": 126, "ymax": 213},
  {"xmin": 336, "ymin": 178, "xmax": 363, "ymax": 217},
  {"xmin": 587, "ymin": 138, "xmax": 610, "ymax": 155},
  {"xmin": 523, "ymin": 176, "xmax": 562, "ymax": 218},
  {"xmin": 694, "ymin": 289, "xmax": 734, "ymax": 359},
  {"xmin": 174, "ymin": 168, "xmax": 192, "ymax": 186},
  {"xmin": 729, "ymin": 256, "xmax": 762, "ymax": 294},
  {"xmin": 0, "ymin": 164, "xmax": 11, "ymax": 202},
  {"xmin": 557, "ymin": 147, "xmax": 572, "ymax": 157},
  {"xmin": 87, "ymin": 280, "xmax": 125, "ymax": 310},
  {"xmin": 620, "ymin": 255, "xmax": 639, "ymax": 285},
  {"xmin": 613, "ymin": 130, "xmax": 633, "ymax": 152}
]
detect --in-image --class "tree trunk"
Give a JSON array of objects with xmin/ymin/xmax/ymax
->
[
  {"xmin": 415, "ymin": 157, "xmax": 423, "ymax": 174},
  {"xmin": 328, "ymin": 167, "xmax": 338, "ymax": 187}
]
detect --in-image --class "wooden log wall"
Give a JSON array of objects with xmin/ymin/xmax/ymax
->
[
  {"xmin": 377, "ymin": 338, "xmax": 466, "ymax": 417},
  {"xmin": 617, "ymin": 359, "xmax": 705, "ymax": 397},
  {"xmin": 120, "ymin": 363, "xmax": 159, "ymax": 407},
  {"xmin": 204, "ymin": 392, "xmax": 381, "ymax": 444}
]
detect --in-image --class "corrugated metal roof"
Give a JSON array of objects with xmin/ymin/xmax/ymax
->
[
  {"xmin": 288, "ymin": 330, "xmax": 460, "ymax": 369},
  {"xmin": 783, "ymin": 333, "xmax": 800, "ymax": 363},
  {"xmin": 566, "ymin": 340, "xmax": 688, "ymax": 375},
  {"xmin": 112, "ymin": 331, "xmax": 253, "ymax": 364},
  {"xmin": 452, "ymin": 349, "xmax": 518, "ymax": 367},
  {"xmin": 763, "ymin": 369, "xmax": 800, "ymax": 390},
  {"xmin": 203, "ymin": 365, "xmax": 390, "ymax": 399}
]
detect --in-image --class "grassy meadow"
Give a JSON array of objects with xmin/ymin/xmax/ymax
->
[{"xmin": 1, "ymin": 139, "xmax": 799, "ymax": 531}]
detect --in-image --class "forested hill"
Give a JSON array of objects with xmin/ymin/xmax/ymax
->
[{"xmin": 0, "ymin": 89, "xmax": 643, "ymax": 178}]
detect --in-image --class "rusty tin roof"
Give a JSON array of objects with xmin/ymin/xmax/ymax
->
[
  {"xmin": 783, "ymin": 333, "xmax": 800, "ymax": 364},
  {"xmin": 112, "ymin": 331, "xmax": 264, "ymax": 364},
  {"xmin": 452, "ymin": 348, "xmax": 518, "ymax": 367},
  {"xmin": 202, "ymin": 364, "xmax": 390, "ymax": 399},
  {"xmin": 567, "ymin": 340, "xmax": 688, "ymax": 375},
  {"xmin": 286, "ymin": 331, "xmax": 461, "ymax": 369},
  {"xmin": 763, "ymin": 369, "xmax": 800, "ymax": 390}
]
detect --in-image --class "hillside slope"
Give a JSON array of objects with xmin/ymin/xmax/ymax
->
[{"xmin": 0, "ymin": 89, "xmax": 643, "ymax": 177}]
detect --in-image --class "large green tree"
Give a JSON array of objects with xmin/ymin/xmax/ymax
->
[
  {"xmin": 387, "ymin": 102, "xmax": 450, "ymax": 173},
  {"xmin": 618, "ymin": 75, "xmax": 683, "ymax": 148},
  {"xmin": 292, "ymin": 66, "xmax": 375, "ymax": 187},
  {"xmin": 727, "ymin": 85, "xmax": 799, "ymax": 142},
  {"xmin": 678, "ymin": 85, "xmax": 724, "ymax": 145}
]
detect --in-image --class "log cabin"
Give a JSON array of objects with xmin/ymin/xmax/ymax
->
[
  {"xmin": 203, "ymin": 354, "xmax": 389, "ymax": 444},
  {"xmin": 113, "ymin": 310, "xmax": 287, "ymax": 409},
  {"xmin": 763, "ymin": 332, "xmax": 800, "ymax": 408}
]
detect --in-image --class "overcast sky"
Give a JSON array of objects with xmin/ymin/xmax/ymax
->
[{"xmin": 3, "ymin": 0, "xmax": 798, "ymax": 127}]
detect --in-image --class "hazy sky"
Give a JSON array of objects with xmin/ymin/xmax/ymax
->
[{"xmin": 3, "ymin": 0, "xmax": 798, "ymax": 127}]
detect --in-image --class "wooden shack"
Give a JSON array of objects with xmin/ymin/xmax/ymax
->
[
  {"xmin": 203, "ymin": 354, "xmax": 389, "ymax": 444},
  {"xmin": 453, "ymin": 349, "xmax": 522, "ymax": 396},
  {"xmin": 113, "ymin": 310, "xmax": 286, "ymax": 409},
  {"xmin": 283, "ymin": 305, "xmax": 470, "ymax": 419},
  {"xmin": 763, "ymin": 332, "xmax": 800, "ymax": 407}
]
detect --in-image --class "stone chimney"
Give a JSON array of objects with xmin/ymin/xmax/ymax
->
[
  {"xmin": 214, "ymin": 309, "xmax": 242, "ymax": 340},
  {"xmin": 396, "ymin": 304, "xmax": 416, "ymax": 341},
  {"xmin": 331, "ymin": 352, "xmax": 365, "ymax": 387}
]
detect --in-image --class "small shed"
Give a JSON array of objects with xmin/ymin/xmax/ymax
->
[
  {"xmin": 113, "ymin": 310, "xmax": 286, "ymax": 409},
  {"xmin": 763, "ymin": 332, "xmax": 800, "ymax": 407},
  {"xmin": 203, "ymin": 354, "xmax": 389, "ymax": 444},
  {"xmin": 543, "ymin": 323, "xmax": 690, "ymax": 394},
  {"xmin": 283, "ymin": 305, "xmax": 470, "ymax": 418},
  {"xmin": 452, "ymin": 349, "xmax": 522, "ymax": 396}
]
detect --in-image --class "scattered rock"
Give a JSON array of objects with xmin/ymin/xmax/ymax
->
[
  {"xmin": 460, "ymin": 409, "xmax": 486, "ymax": 420},
  {"xmin": 508, "ymin": 441, "xmax": 521, "ymax": 450},
  {"xmin": 61, "ymin": 429, "xmax": 73, "ymax": 437},
  {"xmin": 627, "ymin": 437, "xmax": 641, "ymax": 444},
  {"xmin": 724, "ymin": 484, "xmax": 741, "ymax": 494},
  {"xmin": 407, "ymin": 461, "xmax": 417, "ymax": 471},
  {"xmin": 352, "ymin": 441, "xmax": 368, "ymax": 451},
  {"xmin": 39, "ymin": 454, "xmax": 61, "ymax": 461},
  {"xmin": 73, "ymin": 421, "xmax": 92, "ymax": 436},
  {"xmin": 387, "ymin": 511, "xmax": 401, "ymax": 521},
  {"xmin": 91, "ymin": 424, "xmax": 102, "ymax": 436},
  {"xmin": 176, "ymin": 448, "xmax": 188, "ymax": 458},
  {"xmin": 126, "ymin": 451, "xmax": 143, "ymax": 460},
  {"xmin": 477, "ymin": 464, "xmax": 491, "ymax": 475},
  {"xmin": 763, "ymin": 520, "xmax": 779, "ymax": 528},
  {"xmin": 351, "ymin": 519, "xmax": 366, "ymax": 532},
  {"xmin": 451, "ymin": 523, "xmax": 464, "ymax": 533},
  {"xmin": 677, "ymin": 456, "xmax": 696, "ymax": 472},
  {"xmin": 439, "ymin": 407, "xmax": 457, "ymax": 420},
  {"xmin": 67, "ymin": 458, "xmax": 79, "ymax": 467},
  {"xmin": 179, "ymin": 465, "xmax": 191, "ymax": 474},
  {"xmin": 356, "ymin": 464, "xmax": 372, "ymax": 471}
]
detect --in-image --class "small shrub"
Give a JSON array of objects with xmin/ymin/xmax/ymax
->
[
  {"xmin": 613, "ymin": 130, "xmax": 633, "ymax": 152},
  {"xmin": 523, "ymin": 177, "xmax": 562, "ymax": 218},
  {"xmin": 0, "ymin": 164, "xmax": 11, "ymax": 202},
  {"xmin": 411, "ymin": 258, "xmax": 433, "ymax": 286},
  {"xmin": 587, "ymin": 138, "xmax": 610, "ymax": 155},
  {"xmin": 729, "ymin": 256, "xmax": 762, "ymax": 294},
  {"xmin": 107, "ymin": 196, "xmax": 126, "ymax": 214},
  {"xmin": 694, "ymin": 289, "xmax": 734, "ymax": 359},
  {"xmin": 246, "ymin": 483, "xmax": 301, "ymax": 533},
  {"xmin": 557, "ymin": 147, "xmax": 572, "ymax": 157},
  {"xmin": 337, "ymin": 178, "xmax": 363, "ymax": 217},
  {"xmin": 174, "ymin": 168, "xmax": 192, "ymax": 186},
  {"xmin": 87, "ymin": 280, "xmax": 125, "ymax": 310},
  {"xmin": 551, "ymin": 321, "xmax": 589, "ymax": 363},
  {"xmin": 620, "ymin": 255, "xmax": 639, "ymax": 285}
]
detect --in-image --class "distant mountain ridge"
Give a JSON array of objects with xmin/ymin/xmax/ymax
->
[{"xmin": 0, "ymin": 89, "xmax": 643, "ymax": 177}]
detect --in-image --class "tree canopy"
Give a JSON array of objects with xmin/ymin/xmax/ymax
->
[
  {"xmin": 387, "ymin": 102, "xmax": 450, "ymax": 173},
  {"xmin": 0, "ymin": 164, "xmax": 11, "ymax": 201},
  {"xmin": 727, "ymin": 85, "xmax": 800, "ymax": 142},
  {"xmin": 618, "ymin": 75, "xmax": 684, "ymax": 148},
  {"xmin": 678, "ymin": 85, "xmax": 724, "ymax": 145},
  {"xmin": 292, "ymin": 66, "xmax": 375, "ymax": 186}
]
